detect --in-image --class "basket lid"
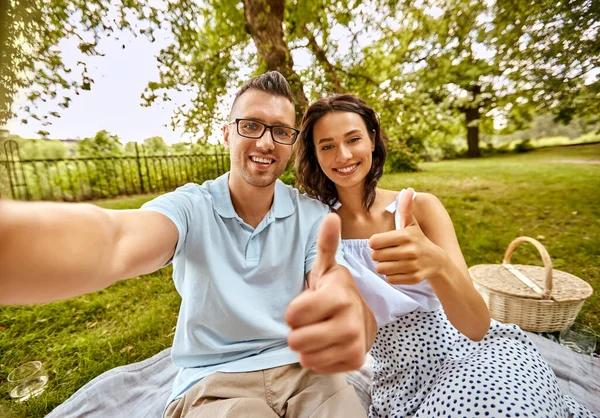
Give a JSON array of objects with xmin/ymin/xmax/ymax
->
[
  {"xmin": 469, "ymin": 264, "xmax": 593, "ymax": 302},
  {"xmin": 469, "ymin": 237, "xmax": 593, "ymax": 302}
]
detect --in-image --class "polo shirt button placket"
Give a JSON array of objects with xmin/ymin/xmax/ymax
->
[{"xmin": 246, "ymin": 233, "xmax": 260, "ymax": 266}]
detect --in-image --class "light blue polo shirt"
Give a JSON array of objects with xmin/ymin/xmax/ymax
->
[{"xmin": 140, "ymin": 173, "xmax": 345, "ymax": 409}]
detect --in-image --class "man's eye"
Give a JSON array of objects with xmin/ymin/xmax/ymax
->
[{"xmin": 243, "ymin": 123, "xmax": 259, "ymax": 131}]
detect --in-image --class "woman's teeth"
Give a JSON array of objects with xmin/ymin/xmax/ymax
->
[{"xmin": 335, "ymin": 164, "xmax": 357, "ymax": 173}]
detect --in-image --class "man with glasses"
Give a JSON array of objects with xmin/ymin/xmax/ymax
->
[
  {"xmin": 0, "ymin": 71, "xmax": 376, "ymax": 418},
  {"xmin": 229, "ymin": 118, "xmax": 299, "ymax": 145}
]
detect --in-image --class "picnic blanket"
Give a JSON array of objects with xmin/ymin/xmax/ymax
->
[{"xmin": 46, "ymin": 332, "xmax": 599, "ymax": 417}]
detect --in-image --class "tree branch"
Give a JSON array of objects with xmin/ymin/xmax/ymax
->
[
  {"xmin": 302, "ymin": 25, "xmax": 343, "ymax": 93},
  {"xmin": 334, "ymin": 66, "xmax": 379, "ymax": 88}
]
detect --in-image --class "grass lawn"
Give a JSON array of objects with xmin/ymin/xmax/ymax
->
[{"xmin": 1, "ymin": 144, "xmax": 599, "ymax": 417}]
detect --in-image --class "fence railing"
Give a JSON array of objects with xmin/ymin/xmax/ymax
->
[{"xmin": 0, "ymin": 140, "xmax": 231, "ymax": 201}]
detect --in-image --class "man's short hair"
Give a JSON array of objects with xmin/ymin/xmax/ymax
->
[{"xmin": 231, "ymin": 71, "xmax": 294, "ymax": 112}]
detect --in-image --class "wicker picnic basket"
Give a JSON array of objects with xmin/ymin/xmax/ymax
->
[{"xmin": 468, "ymin": 236, "xmax": 593, "ymax": 333}]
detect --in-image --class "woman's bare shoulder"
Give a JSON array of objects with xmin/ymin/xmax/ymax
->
[
  {"xmin": 414, "ymin": 191, "xmax": 442, "ymax": 206},
  {"xmin": 413, "ymin": 192, "xmax": 452, "ymax": 230},
  {"xmin": 378, "ymin": 188, "xmax": 442, "ymax": 208}
]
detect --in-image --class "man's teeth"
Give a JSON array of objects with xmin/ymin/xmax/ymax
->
[
  {"xmin": 336, "ymin": 164, "xmax": 357, "ymax": 173},
  {"xmin": 251, "ymin": 156, "xmax": 273, "ymax": 164}
]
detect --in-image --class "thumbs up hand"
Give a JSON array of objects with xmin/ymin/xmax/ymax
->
[
  {"xmin": 285, "ymin": 213, "xmax": 374, "ymax": 373},
  {"xmin": 307, "ymin": 213, "xmax": 342, "ymax": 289},
  {"xmin": 397, "ymin": 188, "xmax": 419, "ymax": 229},
  {"xmin": 369, "ymin": 188, "xmax": 446, "ymax": 285}
]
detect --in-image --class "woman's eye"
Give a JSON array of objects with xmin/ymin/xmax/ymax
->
[
  {"xmin": 321, "ymin": 145, "xmax": 333, "ymax": 151},
  {"xmin": 348, "ymin": 137, "xmax": 361, "ymax": 143}
]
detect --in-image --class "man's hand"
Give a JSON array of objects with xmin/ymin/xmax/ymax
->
[
  {"xmin": 285, "ymin": 213, "xmax": 374, "ymax": 373},
  {"xmin": 369, "ymin": 188, "xmax": 447, "ymax": 285}
]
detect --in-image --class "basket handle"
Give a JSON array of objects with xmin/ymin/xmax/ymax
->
[{"xmin": 502, "ymin": 236, "xmax": 553, "ymax": 299}]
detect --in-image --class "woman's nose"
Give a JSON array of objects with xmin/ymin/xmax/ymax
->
[{"xmin": 336, "ymin": 145, "xmax": 352, "ymax": 162}]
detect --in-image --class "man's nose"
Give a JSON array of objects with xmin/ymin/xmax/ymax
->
[{"xmin": 255, "ymin": 128, "xmax": 275, "ymax": 151}]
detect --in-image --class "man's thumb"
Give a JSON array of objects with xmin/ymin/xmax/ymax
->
[
  {"xmin": 312, "ymin": 213, "xmax": 341, "ymax": 278},
  {"xmin": 397, "ymin": 188, "xmax": 417, "ymax": 229}
]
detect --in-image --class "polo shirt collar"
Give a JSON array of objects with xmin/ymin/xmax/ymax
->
[
  {"xmin": 212, "ymin": 172, "xmax": 294, "ymax": 219},
  {"xmin": 273, "ymin": 179, "xmax": 294, "ymax": 218}
]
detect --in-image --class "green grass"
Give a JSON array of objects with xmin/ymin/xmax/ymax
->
[
  {"xmin": 379, "ymin": 144, "xmax": 600, "ymax": 339},
  {"xmin": 499, "ymin": 131, "xmax": 600, "ymax": 150},
  {"xmin": 1, "ymin": 144, "xmax": 599, "ymax": 417}
]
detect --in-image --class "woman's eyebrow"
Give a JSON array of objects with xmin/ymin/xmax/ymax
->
[{"xmin": 317, "ymin": 129, "xmax": 363, "ymax": 144}]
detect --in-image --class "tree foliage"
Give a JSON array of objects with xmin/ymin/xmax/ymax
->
[
  {"xmin": 2, "ymin": 0, "xmax": 598, "ymax": 160},
  {"xmin": 0, "ymin": 0, "xmax": 160, "ymax": 125},
  {"xmin": 76, "ymin": 129, "xmax": 122, "ymax": 157},
  {"xmin": 349, "ymin": 0, "xmax": 600, "ymax": 157}
]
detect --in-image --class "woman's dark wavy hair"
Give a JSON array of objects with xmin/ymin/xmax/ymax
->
[{"xmin": 295, "ymin": 94, "xmax": 386, "ymax": 211}]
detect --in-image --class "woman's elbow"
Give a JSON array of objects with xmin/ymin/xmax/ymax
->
[{"xmin": 466, "ymin": 315, "xmax": 491, "ymax": 342}]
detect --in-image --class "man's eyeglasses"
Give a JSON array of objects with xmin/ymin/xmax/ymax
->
[{"xmin": 228, "ymin": 119, "xmax": 299, "ymax": 145}]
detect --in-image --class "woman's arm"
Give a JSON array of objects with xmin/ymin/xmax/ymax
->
[
  {"xmin": 416, "ymin": 193, "xmax": 490, "ymax": 340},
  {"xmin": 370, "ymin": 191, "xmax": 490, "ymax": 341}
]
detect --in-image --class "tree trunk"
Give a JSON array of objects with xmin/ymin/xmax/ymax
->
[
  {"xmin": 0, "ymin": 0, "xmax": 14, "ymax": 124},
  {"xmin": 242, "ymin": 0, "xmax": 308, "ymax": 122},
  {"xmin": 464, "ymin": 85, "xmax": 482, "ymax": 158},
  {"xmin": 465, "ymin": 107, "xmax": 481, "ymax": 158}
]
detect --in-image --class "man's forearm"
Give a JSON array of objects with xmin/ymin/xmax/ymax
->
[{"xmin": 0, "ymin": 200, "xmax": 121, "ymax": 305}]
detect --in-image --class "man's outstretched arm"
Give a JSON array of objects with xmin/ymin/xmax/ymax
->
[{"xmin": 0, "ymin": 200, "xmax": 178, "ymax": 305}]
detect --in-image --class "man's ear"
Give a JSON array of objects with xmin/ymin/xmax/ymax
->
[{"xmin": 223, "ymin": 123, "xmax": 231, "ymax": 150}]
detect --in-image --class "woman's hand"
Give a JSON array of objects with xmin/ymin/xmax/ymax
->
[
  {"xmin": 368, "ymin": 188, "xmax": 448, "ymax": 285},
  {"xmin": 369, "ymin": 188, "xmax": 491, "ymax": 341}
]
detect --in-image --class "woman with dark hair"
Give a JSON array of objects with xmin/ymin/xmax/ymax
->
[{"xmin": 295, "ymin": 94, "xmax": 595, "ymax": 418}]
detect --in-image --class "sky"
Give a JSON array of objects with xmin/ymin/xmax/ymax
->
[
  {"xmin": 4, "ymin": 28, "xmax": 313, "ymax": 145},
  {"xmin": 8, "ymin": 30, "xmax": 182, "ymax": 144}
]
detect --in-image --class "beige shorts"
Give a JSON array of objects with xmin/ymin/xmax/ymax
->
[{"xmin": 165, "ymin": 363, "xmax": 367, "ymax": 418}]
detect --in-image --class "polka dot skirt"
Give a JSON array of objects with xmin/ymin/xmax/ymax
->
[{"xmin": 369, "ymin": 310, "xmax": 597, "ymax": 418}]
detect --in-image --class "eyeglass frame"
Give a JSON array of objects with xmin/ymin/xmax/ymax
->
[{"xmin": 228, "ymin": 118, "xmax": 300, "ymax": 145}]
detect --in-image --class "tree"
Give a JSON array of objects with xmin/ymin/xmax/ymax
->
[
  {"xmin": 124, "ymin": 141, "xmax": 138, "ymax": 156},
  {"xmin": 355, "ymin": 0, "xmax": 599, "ymax": 157},
  {"xmin": 3, "ymin": 0, "xmax": 597, "ymax": 161},
  {"xmin": 0, "ymin": 0, "xmax": 159, "ymax": 125},
  {"xmin": 190, "ymin": 141, "xmax": 227, "ymax": 154},
  {"xmin": 171, "ymin": 142, "xmax": 190, "ymax": 154},
  {"xmin": 139, "ymin": 0, "xmax": 481, "ymax": 158},
  {"xmin": 143, "ymin": 136, "xmax": 169, "ymax": 155},
  {"xmin": 21, "ymin": 139, "xmax": 68, "ymax": 160},
  {"xmin": 493, "ymin": 0, "xmax": 600, "ymax": 126},
  {"xmin": 76, "ymin": 130, "xmax": 122, "ymax": 157}
]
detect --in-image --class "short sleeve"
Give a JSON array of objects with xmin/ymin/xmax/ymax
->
[
  {"xmin": 304, "ymin": 213, "xmax": 349, "ymax": 276},
  {"xmin": 140, "ymin": 183, "xmax": 210, "ymax": 263}
]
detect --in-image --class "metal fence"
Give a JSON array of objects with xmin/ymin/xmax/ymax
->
[{"xmin": 0, "ymin": 140, "xmax": 231, "ymax": 201}]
